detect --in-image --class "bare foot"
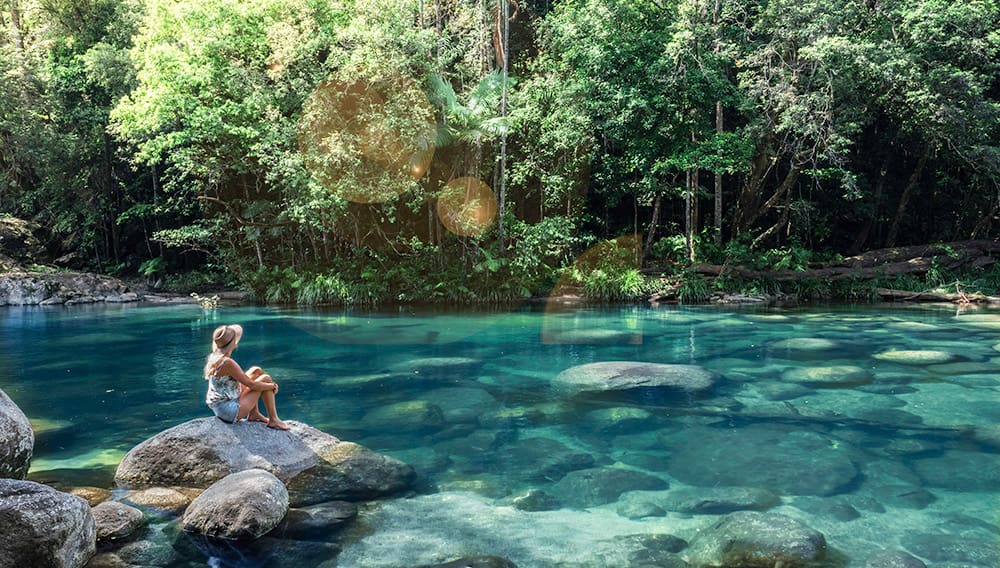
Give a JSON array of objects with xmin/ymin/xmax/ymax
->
[
  {"xmin": 267, "ymin": 419, "xmax": 291, "ymax": 430},
  {"xmin": 249, "ymin": 410, "xmax": 268, "ymax": 423}
]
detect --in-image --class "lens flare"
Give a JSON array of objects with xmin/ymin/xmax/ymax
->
[
  {"xmin": 298, "ymin": 74, "xmax": 435, "ymax": 204},
  {"xmin": 436, "ymin": 177, "xmax": 498, "ymax": 237}
]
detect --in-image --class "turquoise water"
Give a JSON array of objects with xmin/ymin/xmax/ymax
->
[{"xmin": 3, "ymin": 302, "xmax": 1000, "ymax": 567}]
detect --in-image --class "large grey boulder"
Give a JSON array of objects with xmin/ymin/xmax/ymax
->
[
  {"xmin": 0, "ymin": 270, "xmax": 137, "ymax": 306},
  {"xmin": 181, "ymin": 469, "xmax": 289, "ymax": 540},
  {"xmin": 0, "ymin": 478, "xmax": 96, "ymax": 568},
  {"xmin": 0, "ymin": 387, "xmax": 33, "ymax": 479},
  {"xmin": 685, "ymin": 511, "xmax": 826, "ymax": 567},
  {"xmin": 553, "ymin": 361, "xmax": 717, "ymax": 394},
  {"xmin": 114, "ymin": 418, "xmax": 414, "ymax": 506}
]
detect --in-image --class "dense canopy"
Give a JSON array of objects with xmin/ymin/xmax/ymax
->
[{"xmin": 1, "ymin": 0, "xmax": 998, "ymax": 302}]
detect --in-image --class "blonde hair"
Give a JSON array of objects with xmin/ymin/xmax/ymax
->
[{"xmin": 204, "ymin": 324, "xmax": 243, "ymax": 378}]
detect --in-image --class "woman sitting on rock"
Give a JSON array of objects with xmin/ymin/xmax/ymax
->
[{"xmin": 204, "ymin": 324, "xmax": 290, "ymax": 430}]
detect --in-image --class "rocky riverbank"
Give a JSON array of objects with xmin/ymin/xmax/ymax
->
[{"xmin": 0, "ymin": 386, "xmax": 419, "ymax": 568}]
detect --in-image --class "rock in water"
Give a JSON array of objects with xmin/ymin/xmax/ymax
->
[
  {"xmin": 418, "ymin": 557, "xmax": 518, "ymax": 568},
  {"xmin": 114, "ymin": 418, "xmax": 415, "ymax": 506},
  {"xmin": 553, "ymin": 361, "xmax": 717, "ymax": 394},
  {"xmin": 0, "ymin": 479, "xmax": 96, "ymax": 567},
  {"xmin": 92, "ymin": 501, "xmax": 146, "ymax": 544},
  {"xmin": 686, "ymin": 511, "xmax": 826, "ymax": 567},
  {"xmin": 665, "ymin": 425, "xmax": 858, "ymax": 496},
  {"xmin": 864, "ymin": 549, "xmax": 927, "ymax": 568},
  {"xmin": 0, "ymin": 387, "xmax": 33, "ymax": 479},
  {"xmin": 181, "ymin": 469, "xmax": 289, "ymax": 540},
  {"xmin": 781, "ymin": 365, "xmax": 873, "ymax": 387},
  {"xmin": 550, "ymin": 466, "xmax": 669, "ymax": 507},
  {"xmin": 662, "ymin": 486, "xmax": 780, "ymax": 514}
]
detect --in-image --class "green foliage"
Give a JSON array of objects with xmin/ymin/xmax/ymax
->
[
  {"xmin": 581, "ymin": 268, "xmax": 653, "ymax": 301},
  {"xmin": 2, "ymin": 0, "xmax": 997, "ymax": 305},
  {"xmin": 138, "ymin": 256, "xmax": 166, "ymax": 277},
  {"xmin": 677, "ymin": 273, "xmax": 711, "ymax": 303}
]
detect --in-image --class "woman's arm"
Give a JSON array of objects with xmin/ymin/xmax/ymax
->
[{"xmin": 220, "ymin": 359, "xmax": 277, "ymax": 392}]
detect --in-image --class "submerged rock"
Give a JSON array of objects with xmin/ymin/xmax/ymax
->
[
  {"xmin": 69, "ymin": 486, "xmax": 112, "ymax": 507},
  {"xmin": 685, "ymin": 511, "xmax": 826, "ymax": 568},
  {"xmin": 771, "ymin": 337, "xmax": 839, "ymax": 353},
  {"xmin": 0, "ymin": 387, "xmax": 34, "ymax": 479},
  {"xmin": 550, "ymin": 466, "xmax": 669, "ymax": 507},
  {"xmin": 361, "ymin": 400, "xmax": 446, "ymax": 432},
  {"xmin": 870, "ymin": 484, "xmax": 936, "ymax": 509},
  {"xmin": 665, "ymin": 425, "xmax": 859, "ymax": 496},
  {"xmin": 270, "ymin": 500, "xmax": 358, "ymax": 541},
  {"xmin": 912, "ymin": 450, "xmax": 1000, "ymax": 491},
  {"xmin": 781, "ymin": 365, "xmax": 873, "ymax": 387},
  {"xmin": 92, "ymin": 501, "xmax": 146, "ymax": 545},
  {"xmin": 901, "ymin": 533, "xmax": 1000, "ymax": 565},
  {"xmin": 662, "ymin": 486, "xmax": 780, "ymax": 514},
  {"xmin": 417, "ymin": 556, "xmax": 518, "ymax": 568},
  {"xmin": 488, "ymin": 436, "xmax": 595, "ymax": 483},
  {"xmin": 114, "ymin": 418, "xmax": 415, "ymax": 506},
  {"xmin": 873, "ymin": 350, "xmax": 958, "ymax": 365},
  {"xmin": 121, "ymin": 486, "xmax": 198, "ymax": 516},
  {"xmin": 864, "ymin": 549, "xmax": 927, "ymax": 568},
  {"xmin": 553, "ymin": 361, "xmax": 717, "ymax": 394},
  {"xmin": 509, "ymin": 489, "xmax": 561, "ymax": 512},
  {"xmin": 181, "ymin": 469, "xmax": 288, "ymax": 541},
  {"xmin": 386, "ymin": 357, "xmax": 484, "ymax": 378},
  {"xmin": 0, "ymin": 478, "xmax": 96, "ymax": 568}
]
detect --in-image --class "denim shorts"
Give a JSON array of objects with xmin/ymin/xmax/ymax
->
[{"xmin": 210, "ymin": 399, "xmax": 240, "ymax": 423}]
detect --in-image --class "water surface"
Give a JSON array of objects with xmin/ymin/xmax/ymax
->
[{"xmin": 3, "ymin": 302, "xmax": 999, "ymax": 567}]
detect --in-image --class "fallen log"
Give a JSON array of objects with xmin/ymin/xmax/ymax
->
[
  {"xmin": 692, "ymin": 240, "xmax": 999, "ymax": 281},
  {"xmin": 876, "ymin": 288, "xmax": 1000, "ymax": 304}
]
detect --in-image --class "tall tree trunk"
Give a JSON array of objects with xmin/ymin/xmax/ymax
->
[
  {"xmin": 688, "ymin": 131, "xmax": 699, "ymax": 263},
  {"xmin": 643, "ymin": 192, "xmax": 663, "ymax": 261},
  {"xmin": 732, "ymin": 126, "xmax": 775, "ymax": 234},
  {"xmin": 849, "ymin": 157, "xmax": 888, "ymax": 254},
  {"xmin": 498, "ymin": 0, "xmax": 509, "ymax": 241},
  {"xmin": 748, "ymin": 163, "xmax": 800, "ymax": 249},
  {"xmin": 886, "ymin": 146, "xmax": 930, "ymax": 248},
  {"xmin": 714, "ymin": 100, "xmax": 723, "ymax": 245}
]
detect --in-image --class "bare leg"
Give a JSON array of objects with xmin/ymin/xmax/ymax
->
[
  {"xmin": 251, "ymin": 374, "xmax": 289, "ymax": 430},
  {"xmin": 259, "ymin": 389, "xmax": 289, "ymax": 430},
  {"xmin": 237, "ymin": 390, "xmax": 262, "ymax": 422}
]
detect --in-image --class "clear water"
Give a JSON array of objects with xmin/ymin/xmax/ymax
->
[{"xmin": 3, "ymin": 302, "xmax": 1000, "ymax": 567}]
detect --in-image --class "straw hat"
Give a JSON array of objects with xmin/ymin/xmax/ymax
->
[{"xmin": 212, "ymin": 324, "xmax": 243, "ymax": 352}]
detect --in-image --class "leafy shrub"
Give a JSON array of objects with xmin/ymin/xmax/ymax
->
[
  {"xmin": 582, "ymin": 268, "xmax": 653, "ymax": 301},
  {"xmin": 677, "ymin": 273, "xmax": 711, "ymax": 303}
]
